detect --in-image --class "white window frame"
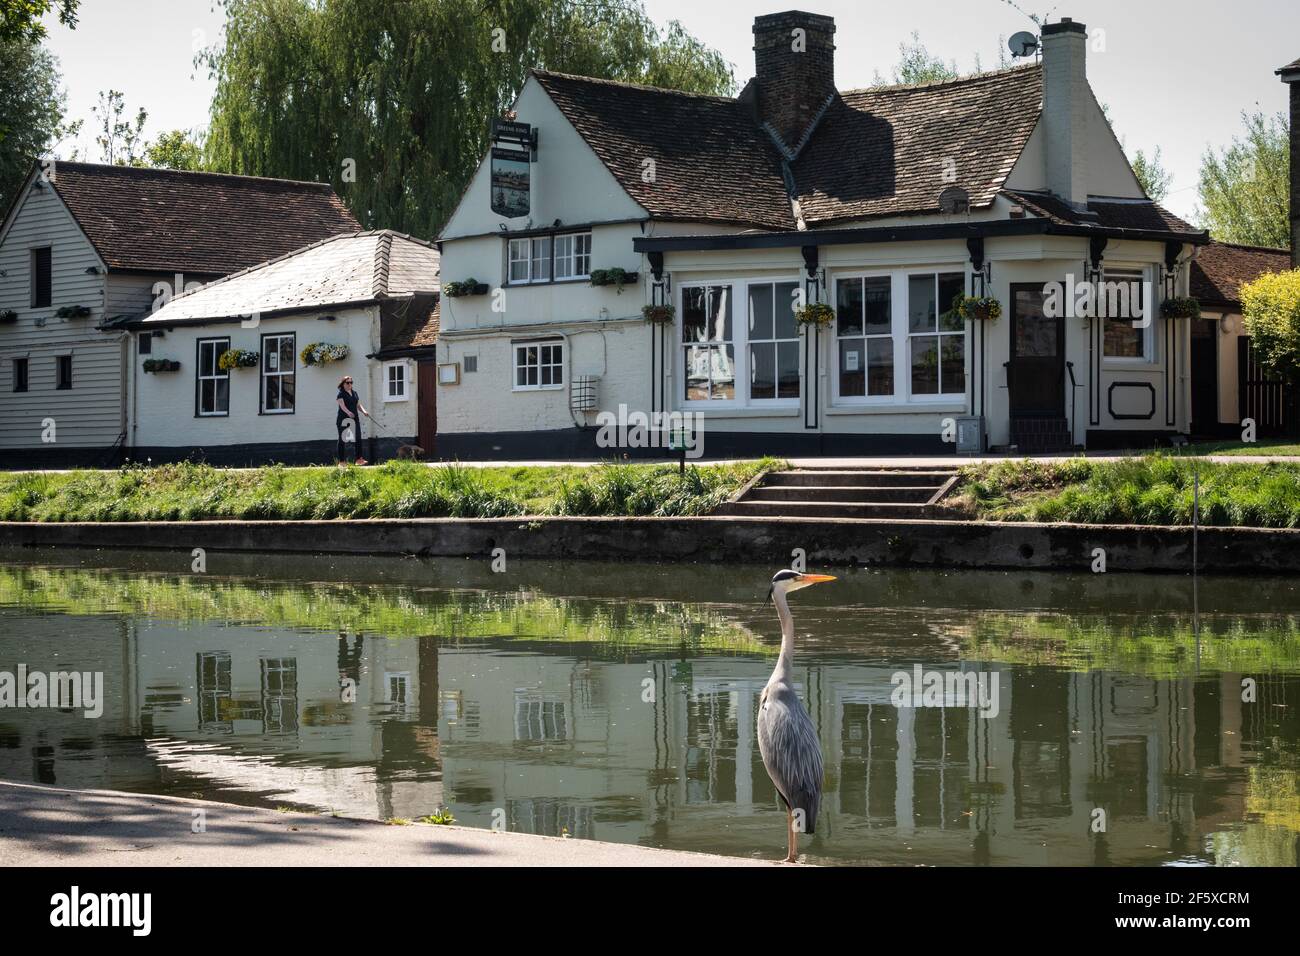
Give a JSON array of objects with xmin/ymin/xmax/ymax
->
[
  {"xmin": 553, "ymin": 232, "xmax": 592, "ymax": 281},
  {"xmin": 744, "ymin": 279, "xmax": 802, "ymax": 407},
  {"xmin": 678, "ymin": 280, "xmax": 741, "ymax": 408},
  {"xmin": 513, "ymin": 338, "xmax": 564, "ymax": 391},
  {"xmin": 260, "ymin": 333, "xmax": 295, "ymax": 414},
  {"xmin": 383, "ymin": 360, "xmax": 409, "ymax": 401},
  {"xmin": 830, "ymin": 268, "xmax": 969, "ymax": 407},
  {"xmin": 906, "ymin": 271, "xmax": 968, "ymax": 400},
  {"xmin": 508, "ymin": 238, "xmax": 531, "ymax": 283},
  {"xmin": 833, "ymin": 272, "xmax": 898, "ymax": 406},
  {"xmin": 1101, "ymin": 265, "xmax": 1156, "ymax": 365},
  {"xmin": 507, "ymin": 236, "xmax": 552, "ymax": 284},
  {"xmin": 197, "ymin": 336, "xmax": 231, "ymax": 417}
]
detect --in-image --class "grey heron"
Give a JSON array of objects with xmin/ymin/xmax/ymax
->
[{"xmin": 759, "ymin": 569, "xmax": 835, "ymax": 863}]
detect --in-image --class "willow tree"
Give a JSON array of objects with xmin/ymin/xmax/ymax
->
[{"xmin": 201, "ymin": 0, "xmax": 734, "ymax": 238}]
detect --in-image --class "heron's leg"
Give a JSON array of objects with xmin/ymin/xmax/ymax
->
[{"xmin": 785, "ymin": 809, "xmax": 798, "ymax": 864}]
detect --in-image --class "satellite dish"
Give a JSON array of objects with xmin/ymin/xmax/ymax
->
[
  {"xmin": 1009, "ymin": 31, "xmax": 1039, "ymax": 58},
  {"xmin": 938, "ymin": 186, "xmax": 970, "ymax": 215}
]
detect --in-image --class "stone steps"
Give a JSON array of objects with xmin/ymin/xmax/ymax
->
[{"xmin": 713, "ymin": 467, "xmax": 961, "ymax": 519}]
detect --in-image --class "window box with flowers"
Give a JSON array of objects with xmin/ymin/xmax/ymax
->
[
  {"xmin": 55, "ymin": 305, "xmax": 93, "ymax": 319},
  {"xmin": 589, "ymin": 268, "xmax": 638, "ymax": 293},
  {"xmin": 952, "ymin": 294, "xmax": 1001, "ymax": 322},
  {"xmin": 642, "ymin": 304, "xmax": 675, "ymax": 324},
  {"xmin": 218, "ymin": 348, "xmax": 259, "ymax": 371},
  {"xmin": 1160, "ymin": 297, "xmax": 1201, "ymax": 320},
  {"xmin": 300, "ymin": 342, "xmax": 349, "ymax": 366},
  {"xmin": 443, "ymin": 279, "xmax": 490, "ymax": 297},
  {"xmin": 794, "ymin": 302, "xmax": 834, "ymax": 330},
  {"xmin": 143, "ymin": 358, "xmax": 181, "ymax": 373}
]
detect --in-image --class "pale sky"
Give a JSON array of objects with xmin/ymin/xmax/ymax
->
[{"xmin": 42, "ymin": 0, "xmax": 1300, "ymax": 222}]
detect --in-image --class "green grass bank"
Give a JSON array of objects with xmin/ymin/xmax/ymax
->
[
  {"xmin": 952, "ymin": 456, "xmax": 1300, "ymax": 527},
  {"xmin": 0, "ymin": 459, "xmax": 778, "ymax": 522}
]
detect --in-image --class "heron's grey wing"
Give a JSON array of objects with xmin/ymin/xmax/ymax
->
[{"xmin": 757, "ymin": 684, "xmax": 824, "ymax": 834}]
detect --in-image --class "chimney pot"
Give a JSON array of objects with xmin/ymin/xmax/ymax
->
[
  {"xmin": 1041, "ymin": 17, "xmax": 1090, "ymax": 208},
  {"xmin": 752, "ymin": 11, "xmax": 837, "ymax": 149}
]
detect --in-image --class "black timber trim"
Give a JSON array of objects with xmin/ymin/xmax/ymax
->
[
  {"xmin": 633, "ymin": 218, "xmax": 1210, "ymax": 254},
  {"xmin": 1108, "ymin": 381, "xmax": 1157, "ymax": 421}
]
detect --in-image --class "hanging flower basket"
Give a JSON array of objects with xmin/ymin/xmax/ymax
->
[
  {"xmin": 0, "ymin": 309, "xmax": 17, "ymax": 324},
  {"xmin": 443, "ymin": 279, "xmax": 490, "ymax": 297},
  {"xmin": 642, "ymin": 304, "xmax": 675, "ymax": 324},
  {"xmin": 1160, "ymin": 296, "xmax": 1201, "ymax": 320},
  {"xmin": 952, "ymin": 294, "xmax": 1002, "ymax": 322},
  {"xmin": 300, "ymin": 342, "xmax": 349, "ymax": 366},
  {"xmin": 590, "ymin": 268, "xmax": 638, "ymax": 292},
  {"xmin": 143, "ymin": 358, "xmax": 180, "ymax": 373},
  {"xmin": 55, "ymin": 305, "xmax": 92, "ymax": 319},
  {"xmin": 794, "ymin": 303, "xmax": 835, "ymax": 329},
  {"xmin": 218, "ymin": 348, "xmax": 259, "ymax": 371}
]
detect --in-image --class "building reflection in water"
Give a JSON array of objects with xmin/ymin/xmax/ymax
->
[{"xmin": 0, "ymin": 595, "xmax": 1296, "ymax": 866}]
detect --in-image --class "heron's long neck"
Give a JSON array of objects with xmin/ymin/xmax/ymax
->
[{"xmin": 771, "ymin": 588, "xmax": 795, "ymax": 684}]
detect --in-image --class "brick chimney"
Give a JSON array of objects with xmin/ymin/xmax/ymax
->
[
  {"xmin": 1278, "ymin": 57, "xmax": 1300, "ymax": 266},
  {"xmin": 751, "ymin": 11, "xmax": 837, "ymax": 150},
  {"xmin": 1040, "ymin": 18, "xmax": 1090, "ymax": 210}
]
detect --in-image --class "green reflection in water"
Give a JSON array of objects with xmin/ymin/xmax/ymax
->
[
  {"xmin": 964, "ymin": 613, "xmax": 1300, "ymax": 677},
  {"xmin": 0, "ymin": 564, "xmax": 766, "ymax": 655}
]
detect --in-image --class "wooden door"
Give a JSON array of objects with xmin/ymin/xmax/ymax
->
[
  {"xmin": 417, "ymin": 360, "xmax": 438, "ymax": 454},
  {"xmin": 1009, "ymin": 284, "xmax": 1065, "ymax": 417}
]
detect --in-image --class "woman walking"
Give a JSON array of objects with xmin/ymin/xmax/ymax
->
[{"xmin": 336, "ymin": 375, "xmax": 369, "ymax": 465}]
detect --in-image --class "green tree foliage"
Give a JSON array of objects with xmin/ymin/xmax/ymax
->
[
  {"xmin": 0, "ymin": 0, "xmax": 78, "ymax": 43},
  {"xmin": 0, "ymin": 38, "xmax": 77, "ymax": 210},
  {"xmin": 871, "ymin": 31, "xmax": 959, "ymax": 87},
  {"xmin": 1241, "ymin": 269, "xmax": 1300, "ymax": 383},
  {"xmin": 1130, "ymin": 146, "xmax": 1172, "ymax": 201},
  {"xmin": 144, "ymin": 129, "xmax": 204, "ymax": 171},
  {"xmin": 200, "ymin": 0, "xmax": 735, "ymax": 238},
  {"xmin": 1197, "ymin": 111, "xmax": 1290, "ymax": 248},
  {"xmin": 91, "ymin": 89, "xmax": 148, "ymax": 165}
]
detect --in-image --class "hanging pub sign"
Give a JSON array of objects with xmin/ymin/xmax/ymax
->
[{"xmin": 489, "ymin": 119, "xmax": 535, "ymax": 219}]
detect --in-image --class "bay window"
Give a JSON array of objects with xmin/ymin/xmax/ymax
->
[
  {"xmin": 907, "ymin": 272, "xmax": 966, "ymax": 396},
  {"xmin": 1102, "ymin": 268, "xmax": 1149, "ymax": 360},
  {"xmin": 836, "ymin": 276, "xmax": 893, "ymax": 399},
  {"xmin": 832, "ymin": 269, "xmax": 967, "ymax": 403},
  {"xmin": 681, "ymin": 284, "xmax": 735, "ymax": 401},
  {"xmin": 748, "ymin": 281, "xmax": 801, "ymax": 401}
]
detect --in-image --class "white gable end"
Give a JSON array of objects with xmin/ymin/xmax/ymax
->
[
  {"xmin": 1004, "ymin": 88, "xmax": 1144, "ymax": 199},
  {"xmin": 440, "ymin": 76, "xmax": 646, "ymax": 241}
]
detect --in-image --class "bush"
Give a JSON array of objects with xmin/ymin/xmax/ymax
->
[{"xmin": 1241, "ymin": 268, "xmax": 1300, "ymax": 383}]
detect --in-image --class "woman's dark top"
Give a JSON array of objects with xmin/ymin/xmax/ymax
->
[{"xmin": 337, "ymin": 387, "xmax": 360, "ymax": 425}]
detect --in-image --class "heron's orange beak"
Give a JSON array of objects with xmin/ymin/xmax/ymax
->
[{"xmin": 800, "ymin": 574, "xmax": 837, "ymax": 584}]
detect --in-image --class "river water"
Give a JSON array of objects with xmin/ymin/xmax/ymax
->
[{"xmin": 1, "ymin": 547, "xmax": 1297, "ymax": 865}]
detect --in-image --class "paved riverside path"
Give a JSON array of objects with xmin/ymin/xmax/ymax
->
[{"xmin": 0, "ymin": 782, "xmax": 771, "ymax": 867}]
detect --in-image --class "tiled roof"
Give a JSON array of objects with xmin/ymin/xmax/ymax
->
[
  {"xmin": 1190, "ymin": 242, "xmax": 1292, "ymax": 309},
  {"xmin": 795, "ymin": 68, "xmax": 1044, "ymax": 225},
  {"xmin": 533, "ymin": 70, "xmax": 795, "ymax": 230},
  {"xmin": 1277, "ymin": 57, "xmax": 1300, "ymax": 77},
  {"xmin": 1001, "ymin": 189, "xmax": 1201, "ymax": 235},
  {"xmin": 140, "ymin": 231, "xmax": 439, "ymax": 324},
  {"xmin": 47, "ymin": 162, "xmax": 360, "ymax": 275},
  {"xmin": 533, "ymin": 65, "xmax": 1046, "ymax": 230},
  {"xmin": 378, "ymin": 298, "xmax": 439, "ymax": 356}
]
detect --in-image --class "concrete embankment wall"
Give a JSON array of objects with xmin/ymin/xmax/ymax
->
[{"xmin": 2, "ymin": 517, "xmax": 1296, "ymax": 574}]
